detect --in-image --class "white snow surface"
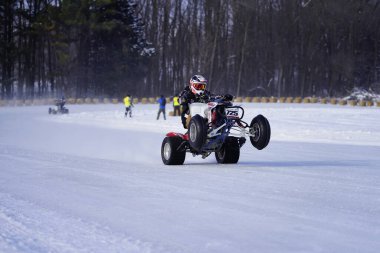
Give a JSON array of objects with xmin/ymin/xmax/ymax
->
[{"xmin": 0, "ymin": 103, "xmax": 379, "ymax": 253}]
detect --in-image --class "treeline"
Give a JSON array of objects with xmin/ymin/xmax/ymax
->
[
  {"xmin": 1, "ymin": 0, "xmax": 380, "ymax": 99},
  {"xmin": 0, "ymin": 0, "xmax": 153, "ymax": 99}
]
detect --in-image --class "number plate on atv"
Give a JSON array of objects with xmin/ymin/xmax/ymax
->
[{"xmin": 226, "ymin": 108, "xmax": 240, "ymax": 118}]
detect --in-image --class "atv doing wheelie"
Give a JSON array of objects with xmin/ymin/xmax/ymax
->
[{"xmin": 161, "ymin": 96, "xmax": 271, "ymax": 165}]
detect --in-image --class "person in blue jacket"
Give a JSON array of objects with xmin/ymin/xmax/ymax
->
[{"xmin": 157, "ymin": 95, "xmax": 166, "ymax": 120}]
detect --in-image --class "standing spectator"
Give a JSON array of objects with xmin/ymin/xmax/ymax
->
[
  {"xmin": 157, "ymin": 95, "xmax": 166, "ymax": 120},
  {"xmin": 123, "ymin": 94, "xmax": 133, "ymax": 117},
  {"xmin": 173, "ymin": 95, "xmax": 180, "ymax": 116}
]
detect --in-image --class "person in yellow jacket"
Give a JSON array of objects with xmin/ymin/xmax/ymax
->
[
  {"xmin": 123, "ymin": 94, "xmax": 133, "ymax": 117},
  {"xmin": 173, "ymin": 95, "xmax": 181, "ymax": 116}
]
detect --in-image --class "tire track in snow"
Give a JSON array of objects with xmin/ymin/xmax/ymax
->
[
  {"xmin": 0, "ymin": 145, "xmax": 183, "ymax": 253},
  {"xmin": 0, "ymin": 192, "xmax": 173, "ymax": 253}
]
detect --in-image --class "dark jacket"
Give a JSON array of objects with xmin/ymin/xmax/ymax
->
[{"xmin": 179, "ymin": 86, "xmax": 213, "ymax": 105}]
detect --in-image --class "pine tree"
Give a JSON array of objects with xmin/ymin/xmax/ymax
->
[
  {"xmin": 89, "ymin": 0, "xmax": 154, "ymax": 97},
  {"xmin": 0, "ymin": 0, "xmax": 15, "ymax": 99}
]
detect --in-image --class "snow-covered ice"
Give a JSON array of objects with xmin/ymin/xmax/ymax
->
[{"xmin": 0, "ymin": 103, "xmax": 379, "ymax": 253}]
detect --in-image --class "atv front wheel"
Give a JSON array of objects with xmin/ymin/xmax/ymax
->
[
  {"xmin": 161, "ymin": 137, "xmax": 186, "ymax": 165},
  {"xmin": 188, "ymin": 115, "xmax": 207, "ymax": 152},
  {"xmin": 249, "ymin": 114, "xmax": 271, "ymax": 150},
  {"xmin": 215, "ymin": 137, "xmax": 240, "ymax": 164}
]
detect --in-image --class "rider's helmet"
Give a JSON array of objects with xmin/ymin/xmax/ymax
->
[{"xmin": 189, "ymin": 75, "xmax": 207, "ymax": 95}]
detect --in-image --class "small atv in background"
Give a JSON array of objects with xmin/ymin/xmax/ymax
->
[
  {"xmin": 161, "ymin": 96, "xmax": 271, "ymax": 165},
  {"xmin": 48, "ymin": 99, "xmax": 69, "ymax": 114}
]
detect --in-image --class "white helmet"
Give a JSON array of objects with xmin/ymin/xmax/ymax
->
[{"xmin": 190, "ymin": 75, "xmax": 207, "ymax": 95}]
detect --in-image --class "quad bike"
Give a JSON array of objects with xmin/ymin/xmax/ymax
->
[
  {"xmin": 161, "ymin": 96, "xmax": 271, "ymax": 165},
  {"xmin": 48, "ymin": 100, "xmax": 69, "ymax": 114}
]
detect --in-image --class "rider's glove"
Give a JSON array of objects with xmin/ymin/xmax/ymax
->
[{"xmin": 223, "ymin": 94, "xmax": 234, "ymax": 101}]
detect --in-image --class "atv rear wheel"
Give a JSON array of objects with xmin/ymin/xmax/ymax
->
[
  {"xmin": 161, "ymin": 137, "xmax": 186, "ymax": 165},
  {"xmin": 249, "ymin": 114, "xmax": 271, "ymax": 150},
  {"xmin": 188, "ymin": 115, "xmax": 207, "ymax": 152},
  {"xmin": 215, "ymin": 137, "xmax": 240, "ymax": 164}
]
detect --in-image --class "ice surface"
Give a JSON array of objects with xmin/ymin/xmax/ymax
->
[{"xmin": 1, "ymin": 103, "xmax": 379, "ymax": 253}]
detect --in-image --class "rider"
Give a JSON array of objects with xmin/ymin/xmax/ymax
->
[
  {"xmin": 179, "ymin": 75, "xmax": 213, "ymax": 129},
  {"xmin": 56, "ymin": 96, "xmax": 66, "ymax": 110}
]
